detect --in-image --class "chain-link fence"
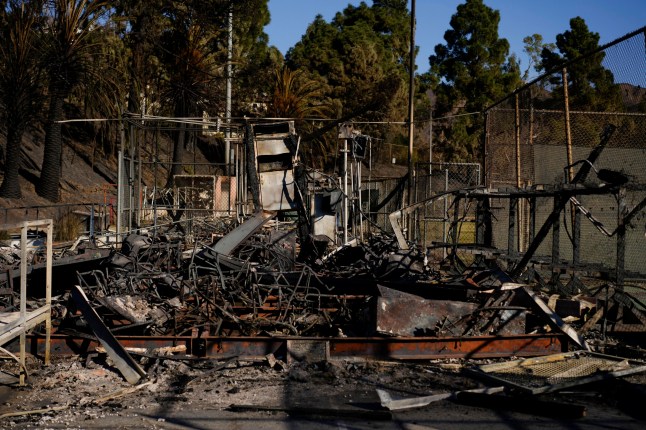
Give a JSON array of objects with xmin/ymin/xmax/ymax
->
[
  {"xmin": 484, "ymin": 26, "xmax": 646, "ymax": 282},
  {"xmin": 0, "ymin": 202, "xmax": 113, "ymax": 242},
  {"xmin": 117, "ymin": 116, "xmax": 241, "ymax": 237},
  {"xmin": 411, "ymin": 163, "xmax": 481, "ymax": 256},
  {"xmin": 360, "ymin": 162, "xmax": 481, "ymax": 254}
]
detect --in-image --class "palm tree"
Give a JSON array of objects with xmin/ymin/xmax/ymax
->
[
  {"xmin": 36, "ymin": 0, "xmax": 108, "ymax": 202},
  {"xmin": 269, "ymin": 66, "xmax": 336, "ymax": 162},
  {"xmin": 159, "ymin": 18, "xmax": 220, "ymax": 188},
  {"xmin": 72, "ymin": 22, "xmax": 129, "ymax": 159},
  {"xmin": 0, "ymin": 1, "xmax": 45, "ymax": 199},
  {"xmin": 269, "ymin": 67, "xmax": 329, "ymax": 119}
]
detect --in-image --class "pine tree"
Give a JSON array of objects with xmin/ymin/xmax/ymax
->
[
  {"xmin": 540, "ymin": 17, "xmax": 622, "ymax": 112},
  {"xmin": 427, "ymin": 0, "xmax": 520, "ymax": 162},
  {"xmin": 285, "ymin": 1, "xmax": 412, "ymax": 160}
]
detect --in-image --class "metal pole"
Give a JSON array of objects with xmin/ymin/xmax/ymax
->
[
  {"xmin": 343, "ymin": 138, "xmax": 348, "ymax": 244},
  {"xmin": 443, "ymin": 168, "xmax": 448, "ymax": 260},
  {"xmin": 563, "ymin": 68, "xmax": 573, "ymax": 182},
  {"xmin": 429, "ymin": 105, "xmax": 433, "ymax": 190},
  {"xmin": 90, "ymin": 205, "xmax": 95, "ymax": 241},
  {"xmin": 117, "ymin": 114, "xmax": 126, "ymax": 243},
  {"xmin": 240, "ymin": 141, "xmax": 246, "ymax": 218},
  {"xmin": 225, "ymin": 3, "xmax": 233, "ymax": 175},
  {"xmin": 19, "ymin": 223, "xmax": 27, "ymax": 385},
  {"xmin": 45, "ymin": 220, "xmax": 52, "ymax": 366},
  {"xmin": 515, "ymin": 94, "xmax": 521, "ymax": 188},
  {"xmin": 563, "ymin": 68, "xmax": 577, "ymax": 263},
  {"xmin": 358, "ymin": 157, "xmax": 363, "ymax": 242},
  {"xmin": 508, "ymin": 197, "xmax": 516, "ymax": 256},
  {"xmin": 368, "ymin": 139, "xmax": 372, "ymax": 237},
  {"xmin": 551, "ymin": 195, "xmax": 561, "ymax": 285},
  {"xmin": 234, "ymin": 142, "xmax": 239, "ymax": 217},
  {"xmin": 616, "ymin": 187, "xmax": 626, "ymax": 289},
  {"xmin": 483, "ymin": 111, "xmax": 489, "ymax": 187},
  {"xmin": 407, "ymin": 0, "xmax": 416, "ymax": 211},
  {"xmin": 117, "ymin": 150, "xmax": 123, "ymax": 242},
  {"xmin": 129, "ymin": 126, "xmax": 135, "ymax": 234},
  {"xmin": 428, "ymin": 89, "xmax": 435, "ymax": 195},
  {"xmin": 350, "ymin": 159, "xmax": 355, "ymax": 235},
  {"xmin": 136, "ymin": 144, "xmax": 141, "ymax": 230},
  {"xmin": 515, "ymin": 93, "xmax": 522, "ymax": 252}
]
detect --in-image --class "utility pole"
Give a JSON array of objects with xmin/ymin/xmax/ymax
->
[
  {"xmin": 225, "ymin": 2, "xmax": 233, "ymax": 175},
  {"xmin": 407, "ymin": 0, "xmax": 416, "ymax": 208},
  {"xmin": 428, "ymin": 89, "xmax": 435, "ymax": 189},
  {"xmin": 405, "ymin": 0, "xmax": 416, "ymax": 243}
]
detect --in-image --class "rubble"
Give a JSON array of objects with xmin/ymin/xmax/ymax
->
[
  {"xmin": 71, "ymin": 285, "xmax": 146, "ymax": 385},
  {"xmin": 1, "ymin": 122, "xmax": 646, "ymax": 427}
]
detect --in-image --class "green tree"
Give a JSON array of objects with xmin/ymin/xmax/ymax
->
[
  {"xmin": 0, "ymin": 1, "xmax": 45, "ymax": 199},
  {"xmin": 36, "ymin": 0, "xmax": 110, "ymax": 202},
  {"xmin": 286, "ymin": 1, "xmax": 412, "ymax": 159},
  {"xmin": 269, "ymin": 66, "xmax": 330, "ymax": 119},
  {"xmin": 73, "ymin": 20, "xmax": 129, "ymax": 158},
  {"xmin": 157, "ymin": 2, "xmax": 223, "ymax": 187},
  {"xmin": 268, "ymin": 65, "xmax": 337, "ymax": 163},
  {"xmin": 427, "ymin": 0, "xmax": 520, "ymax": 162},
  {"xmin": 114, "ymin": 0, "xmax": 165, "ymax": 116},
  {"xmin": 540, "ymin": 17, "xmax": 622, "ymax": 111},
  {"xmin": 229, "ymin": 0, "xmax": 279, "ymax": 114},
  {"xmin": 522, "ymin": 33, "xmax": 555, "ymax": 81}
]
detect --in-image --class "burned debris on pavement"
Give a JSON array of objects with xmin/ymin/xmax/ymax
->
[{"xmin": 1, "ymin": 120, "xmax": 646, "ymax": 427}]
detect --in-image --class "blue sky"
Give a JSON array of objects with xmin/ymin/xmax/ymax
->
[{"xmin": 265, "ymin": 0, "xmax": 646, "ymax": 79}]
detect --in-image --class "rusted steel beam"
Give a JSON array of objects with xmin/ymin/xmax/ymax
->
[
  {"xmin": 23, "ymin": 334, "xmax": 565, "ymax": 360},
  {"xmin": 328, "ymin": 335, "xmax": 565, "ymax": 360},
  {"xmin": 199, "ymin": 337, "xmax": 285, "ymax": 358}
]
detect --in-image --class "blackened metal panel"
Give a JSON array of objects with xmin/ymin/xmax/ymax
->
[{"xmin": 375, "ymin": 295, "xmax": 478, "ymax": 337}]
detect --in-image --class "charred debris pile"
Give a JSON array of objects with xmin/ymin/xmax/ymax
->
[
  {"xmin": 2, "ymin": 123, "xmax": 646, "ymax": 425},
  {"xmin": 1, "ymin": 206, "xmax": 644, "ymax": 356},
  {"xmin": 1, "ymin": 122, "xmax": 646, "ymax": 361}
]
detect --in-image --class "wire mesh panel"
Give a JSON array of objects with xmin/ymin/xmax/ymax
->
[
  {"xmin": 360, "ymin": 163, "xmax": 481, "ymax": 253},
  {"xmin": 484, "ymin": 27, "xmax": 646, "ymax": 279},
  {"xmin": 117, "ymin": 116, "xmax": 241, "ymax": 239},
  {"xmin": 413, "ymin": 163, "xmax": 482, "ymax": 252},
  {"xmin": 468, "ymin": 351, "xmax": 646, "ymax": 394},
  {"xmin": 362, "ymin": 177, "xmax": 405, "ymax": 234}
]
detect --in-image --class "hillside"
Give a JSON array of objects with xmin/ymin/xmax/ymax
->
[
  {"xmin": 0, "ymin": 131, "xmax": 106, "ymax": 223},
  {"xmin": 0, "ymin": 123, "xmax": 187, "ymax": 226}
]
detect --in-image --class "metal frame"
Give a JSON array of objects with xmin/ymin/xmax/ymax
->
[{"xmin": 0, "ymin": 219, "xmax": 52, "ymax": 385}]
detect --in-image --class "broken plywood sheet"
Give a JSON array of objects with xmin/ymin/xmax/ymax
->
[{"xmin": 466, "ymin": 351, "xmax": 646, "ymax": 394}]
